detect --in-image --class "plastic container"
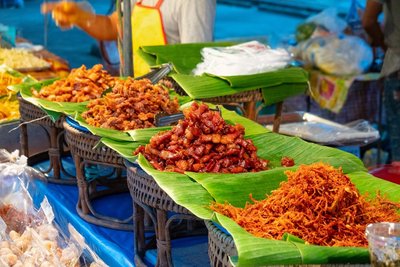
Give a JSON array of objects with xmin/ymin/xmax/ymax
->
[{"xmin": 365, "ymin": 222, "xmax": 400, "ymax": 267}]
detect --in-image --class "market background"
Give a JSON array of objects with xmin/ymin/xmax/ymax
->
[{"xmin": 0, "ymin": 0, "xmax": 350, "ymax": 68}]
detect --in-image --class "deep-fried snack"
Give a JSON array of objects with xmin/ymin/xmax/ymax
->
[
  {"xmin": 82, "ymin": 78, "xmax": 179, "ymax": 130},
  {"xmin": 135, "ymin": 102, "xmax": 269, "ymax": 173},
  {"xmin": 32, "ymin": 64, "xmax": 115, "ymax": 102}
]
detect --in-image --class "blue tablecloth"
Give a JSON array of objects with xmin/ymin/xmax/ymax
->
[{"xmin": 29, "ymin": 158, "xmax": 209, "ymax": 267}]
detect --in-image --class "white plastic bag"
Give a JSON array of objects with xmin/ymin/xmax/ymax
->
[{"xmin": 192, "ymin": 41, "xmax": 292, "ymax": 76}]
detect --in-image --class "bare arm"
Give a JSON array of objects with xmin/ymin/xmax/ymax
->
[
  {"xmin": 362, "ymin": 0, "xmax": 387, "ymax": 51},
  {"xmin": 42, "ymin": 2, "xmax": 119, "ymax": 41}
]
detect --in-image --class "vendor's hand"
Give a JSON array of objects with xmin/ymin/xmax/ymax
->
[{"xmin": 41, "ymin": 1, "xmax": 90, "ymax": 29}]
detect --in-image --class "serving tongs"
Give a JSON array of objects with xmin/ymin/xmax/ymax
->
[
  {"xmin": 134, "ymin": 62, "xmax": 174, "ymax": 84},
  {"xmin": 155, "ymin": 106, "xmax": 221, "ymax": 127}
]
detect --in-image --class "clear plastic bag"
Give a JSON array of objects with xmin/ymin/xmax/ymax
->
[
  {"xmin": 0, "ymin": 149, "xmax": 105, "ymax": 266},
  {"xmin": 266, "ymin": 113, "xmax": 380, "ymax": 146},
  {"xmin": 306, "ymin": 8, "xmax": 348, "ymax": 34},
  {"xmin": 192, "ymin": 41, "xmax": 292, "ymax": 76},
  {"xmin": 295, "ymin": 35, "xmax": 373, "ymax": 75}
]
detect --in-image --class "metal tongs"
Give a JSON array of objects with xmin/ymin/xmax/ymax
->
[
  {"xmin": 155, "ymin": 106, "xmax": 221, "ymax": 127},
  {"xmin": 134, "ymin": 62, "xmax": 174, "ymax": 84}
]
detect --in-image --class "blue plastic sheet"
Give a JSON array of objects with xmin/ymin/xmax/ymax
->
[
  {"xmin": 28, "ymin": 158, "xmax": 210, "ymax": 267},
  {"xmin": 29, "ymin": 159, "xmax": 134, "ymax": 267}
]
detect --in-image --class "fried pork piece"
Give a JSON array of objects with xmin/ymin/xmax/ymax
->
[
  {"xmin": 135, "ymin": 102, "xmax": 269, "ymax": 173},
  {"xmin": 32, "ymin": 64, "xmax": 115, "ymax": 102},
  {"xmin": 81, "ymin": 78, "xmax": 179, "ymax": 131}
]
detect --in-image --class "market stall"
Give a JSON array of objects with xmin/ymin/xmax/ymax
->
[{"xmin": 1, "ymin": 5, "xmax": 400, "ymax": 266}]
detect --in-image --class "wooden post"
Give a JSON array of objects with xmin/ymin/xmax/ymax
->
[
  {"xmin": 122, "ymin": 0, "xmax": 133, "ymax": 77},
  {"xmin": 273, "ymin": 101, "xmax": 283, "ymax": 133}
]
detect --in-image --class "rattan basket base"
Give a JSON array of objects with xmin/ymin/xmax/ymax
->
[
  {"xmin": 63, "ymin": 121, "xmax": 132, "ymax": 230},
  {"xmin": 206, "ymin": 221, "xmax": 370, "ymax": 267},
  {"xmin": 18, "ymin": 97, "xmax": 76, "ymax": 184},
  {"xmin": 126, "ymin": 162, "xmax": 206, "ymax": 266}
]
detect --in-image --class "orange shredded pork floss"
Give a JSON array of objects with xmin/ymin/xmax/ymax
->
[{"xmin": 211, "ymin": 162, "xmax": 400, "ymax": 247}]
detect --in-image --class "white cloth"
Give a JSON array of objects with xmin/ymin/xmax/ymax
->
[{"xmin": 133, "ymin": 0, "xmax": 216, "ymax": 44}]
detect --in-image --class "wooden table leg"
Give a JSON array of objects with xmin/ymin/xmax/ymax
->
[
  {"xmin": 20, "ymin": 123, "xmax": 29, "ymax": 156},
  {"xmin": 243, "ymin": 101, "xmax": 257, "ymax": 121},
  {"xmin": 273, "ymin": 101, "xmax": 283, "ymax": 133},
  {"xmin": 156, "ymin": 209, "xmax": 170, "ymax": 267},
  {"xmin": 74, "ymin": 155, "xmax": 89, "ymax": 214},
  {"xmin": 134, "ymin": 202, "xmax": 146, "ymax": 258},
  {"xmin": 49, "ymin": 126, "xmax": 61, "ymax": 179}
]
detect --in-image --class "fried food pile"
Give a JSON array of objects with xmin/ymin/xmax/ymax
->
[
  {"xmin": 0, "ymin": 71, "xmax": 21, "ymax": 123},
  {"xmin": 0, "ymin": 70, "xmax": 23, "ymax": 96},
  {"xmin": 211, "ymin": 162, "xmax": 400, "ymax": 247},
  {"xmin": 0, "ymin": 48, "xmax": 50, "ymax": 70},
  {"xmin": 32, "ymin": 64, "xmax": 115, "ymax": 102},
  {"xmin": 135, "ymin": 102, "xmax": 269, "ymax": 173},
  {"xmin": 81, "ymin": 78, "xmax": 179, "ymax": 131}
]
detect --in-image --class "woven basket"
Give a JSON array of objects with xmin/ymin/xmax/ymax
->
[
  {"xmin": 170, "ymin": 78, "xmax": 263, "ymax": 104},
  {"xmin": 18, "ymin": 96, "xmax": 64, "ymax": 128},
  {"xmin": 206, "ymin": 220, "xmax": 237, "ymax": 267},
  {"xmin": 206, "ymin": 221, "xmax": 370, "ymax": 267},
  {"xmin": 63, "ymin": 121, "xmax": 123, "ymax": 165},
  {"xmin": 126, "ymin": 163, "xmax": 190, "ymax": 214}
]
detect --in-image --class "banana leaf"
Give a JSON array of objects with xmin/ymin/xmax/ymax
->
[
  {"xmin": 140, "ymin": 43, "xmax": 309, "ymax": 105},
  {"xmin": 70, "ymin": 114, "xmax": 132, "ymax": 142},
  {"xmin": 140, "ymin": 42, "xmax": 235, "ymax": 74},
  {"xmin": 249, "ymin": 132, "xmax": 365, "ymax": 173},
  {"xmin": 18, "ymin": 79, "xmax": 87, "ymax": 121},
  {"xmin": 100, "ymin": 137, "xmax": 143, "ymax": 162},
  {"xmin": 137, "ymin": 149, "xmax": 399, "ymax": 266},
  {"xmin": 137, "ymin": 154, "xmax": 215, "ymax": 219},
  {"xmin": 128, "ymin": 126, "xmax": 171, "ymax": 142}
]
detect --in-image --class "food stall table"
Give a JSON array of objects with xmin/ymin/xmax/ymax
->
[{"xmin": 29, "ymin": 158, "xmax": 210, "ymax": 267}]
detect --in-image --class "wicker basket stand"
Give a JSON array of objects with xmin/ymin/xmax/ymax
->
[
  {"xmin": 18, "ymin": 96, "xmax": 76, "ymax": 184},
  {"xmin": 126, "ymin": 162, "xmax": 205, "ymax": 267},
  {"xmin": 63, "ymin": 121, "xmax": 133, "ymax": 230},
  {"xmin": 205, "ymin": 220, "xmax": 370, "ymax": 267}
]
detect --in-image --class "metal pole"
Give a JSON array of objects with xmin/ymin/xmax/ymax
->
[{"xmin": 122, "ymin": 0, "xmax": 133, "ymax": 77}]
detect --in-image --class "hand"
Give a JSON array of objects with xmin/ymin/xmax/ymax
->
[{"xmin": 41, "ymin": 1, "xmax": 89, "ymax": 29}]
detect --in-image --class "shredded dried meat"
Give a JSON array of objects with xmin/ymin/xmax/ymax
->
[
  {"xmin": 211, "ymin": 162, "xmax": 400, "ymax": 247},
  {"xmin": 81, "ymin": 78, "xmax": 179, "ymax": 131},
  {"xmin": 135, "ymin": 102, "xmax": 269, "ymax": 173}
]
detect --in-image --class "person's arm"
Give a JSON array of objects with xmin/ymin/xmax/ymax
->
[
  {"xmin": 178, "ymin": 0, "xmax": 216, "ymax": 43},
  {"xmin": 362, "ymin": 0, "xmax": 387, "ymax": 51},
  {"xmin": 42, "ymin": 2, "xmax": 119, "ymax": 41}
]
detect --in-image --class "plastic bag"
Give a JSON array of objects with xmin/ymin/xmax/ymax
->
[
  {"xmin": 192, "ymin": 41, "xmax": 292, "ymax": 76},
  {"xmin": 0, "ymin": 149, "xmax": 105, "ymax": 266},
  {"xmin": 295, "ymin": 35, "xmax": 373, "ymax": 75},
  {"xmin": 266, "ymin": 113, "xmax": 380, "ymax": 147},
  {"xmin": 306, "ymin": 8, "xmax": 348, "ymax": 34}
]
